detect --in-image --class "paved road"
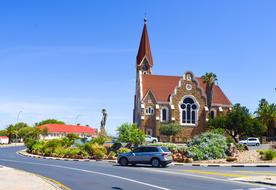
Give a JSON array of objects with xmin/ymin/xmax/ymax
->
[{"xmin": 0, "ymin": 146, "xmax": 276, "ymax": 190}]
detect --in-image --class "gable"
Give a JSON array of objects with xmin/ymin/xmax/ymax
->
[{"xmin": 141, "ymin": 74, "xmax": 232, "ymax": 106}]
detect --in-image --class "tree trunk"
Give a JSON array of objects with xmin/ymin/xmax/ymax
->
[
  {"xmin": 206, "ymin": 84, "xmax": 214, "ymax": 118},
  {"xmin": 268, "ymin": 120, "xmax": 275, "ymax": 138}
]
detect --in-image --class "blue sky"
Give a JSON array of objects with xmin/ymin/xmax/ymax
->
[{"xmin": 0, "ymin": 0, "xmax": 275, "ymax": 135}]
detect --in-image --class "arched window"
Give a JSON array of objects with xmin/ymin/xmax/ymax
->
[
  {"xmin": 210, "ymin": 109, "xmax": 216, "ymax": 119},
  {"xmin": 161, "ymin": 107, "xmax": 169, "ymax": 122},
  {"xmin": 145, "ymin": 107, "xmax": 154, "ymax": 115},
  {"xmin": 180, "ymin": 97, "xmax": 199, "ymax": 125}
]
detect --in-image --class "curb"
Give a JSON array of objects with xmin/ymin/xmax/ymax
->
[
  {"xmin": 171, "ymin": 162, "xmax": 276, "ymax": 167},
  {"xmin": 1, "ymin": 165, "xmax": 71, "ymax": 190},
  {"xmin": 17, "ymin": 150, "xmax": 117, "ymax": 164},
  {"xmin": 40, "ymin": 175, "xmax": 72, "ymax": 190},
  {"xmin": 17, "ymin": 150, "xmax": 276, "ymax": 167},
  {"xmin": 231, "ymin": 177, "xmax": 276, "ymax": 187}
]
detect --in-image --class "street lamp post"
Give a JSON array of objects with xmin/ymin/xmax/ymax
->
[
  {"xmin": 75, "ymin": 114, "xmax": 81, "ymax": 125},
  {"xmin": 15, "ymin": 111, "xmax": 23, "ymax": 145}
]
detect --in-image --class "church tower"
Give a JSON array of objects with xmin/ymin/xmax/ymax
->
[
  {"xmin": 133, "ymin": 18, "xmax": 153, "ymax": 124},
  {"xmin": 136, "ymin": 17, "xmax": 153, "ymax": 75}
]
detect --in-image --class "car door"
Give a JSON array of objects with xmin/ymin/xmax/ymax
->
[
  {"xmin": 247, "ymin": 138, "xmax": 255, "ymax": 146},
  {"xmin": 144, "ymin": 147, "xmax": 159, "ymax": 163},
  {"xmin": 128, "ymin": 147, "xmax": 146, "ymax": 163}
]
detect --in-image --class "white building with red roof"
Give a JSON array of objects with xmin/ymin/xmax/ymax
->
[
  {"xmin": 133, "ymin": 19, "xmax": 232, "ymax": 142},
  {"xmin": 37, "ymin": 124, "xmax": 97, "ymax": 140},
  {"xmin": 0, "ymin": 136, "xmax": 9, "ymax": 144}
]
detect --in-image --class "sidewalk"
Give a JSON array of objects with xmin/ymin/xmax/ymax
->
[
  {"xmin": 0, "ymin": 143, "xmax": 24, "ymax": 148},
  {"xmin": 232, "ymin": 176, "xmax": 276, "ymax": 186},
  {"xmin": 0, "ymin": 165, "xmax": 67, "ymax": 190}
]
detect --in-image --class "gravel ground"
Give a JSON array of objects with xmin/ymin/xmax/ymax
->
[{"xmin": 193, "ymin": 150, "xmax": 276, "ymax": 164}]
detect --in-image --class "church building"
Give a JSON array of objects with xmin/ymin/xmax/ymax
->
[{"xmin": 133, "ymin": 19, "xmax": 232, "ymax": 142}]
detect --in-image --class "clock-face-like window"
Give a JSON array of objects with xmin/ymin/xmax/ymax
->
[{"xmin": 142, "ymin": 64, "xmax": 148, "ymax": 71}]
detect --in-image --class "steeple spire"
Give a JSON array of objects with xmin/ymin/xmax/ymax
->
[{"xmin": 136, "ymin": 17, "xmax": 153, "ymax": 67}]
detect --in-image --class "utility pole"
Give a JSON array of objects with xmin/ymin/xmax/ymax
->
[{"xmin": 15, "ymin": 111, "xmax": 23, "ymax": 145}]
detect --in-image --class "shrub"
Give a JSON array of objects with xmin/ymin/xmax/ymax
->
[
  {"xmin": 151, "ymin": 143, "xmax": 177, "ymax": 152},
  {"xmin": 31, "ymin": 141, "xmax": 44, "ymax": 155},
  {"xmin": 92, "ymin": 137, "xmax": 106, "ymax": 145},
  {"xmin": 236, "ymin": 143, "xmax": 247, "ymax": 152},
  {"xmin": 64, "ymin": 148, "xmax": 80, "ymax": 158},
  {"xmin": 107, "ymin": 151, "xmax": 116, "ymax": 160},
  {"xmin": 261, "ymin": 149, "xmax": 276, "ymax": 160},
  {"xmin": 160, "ymin": 123, "xmax": 181, "ymax": 137},
  {"xmin": 176, "ymin": 146, "xmax": 188, "ymax": 154},
  {"xmin": 53, "ymin": 147, "xmax": 67, "ymax": 157},
  {"xmin": 64, "ymin": 148, "xmax": 89, "ymax": 159},
  {"xmin": 187, "ymin": 132, "xmax": 228, "ymax": 161},
  {"xmin": 90, "ymin": 143, "xmax": 107, "ymax": 159},
  {"xmin": 25, "ymin": 139, "xmax": 39, "ymax": 152},
  {"xmin": 110, "ymin": 142, "xmax": 122, "ymax": 153},
  {"xmin": 117, "ymin": 123, "xmax": 145, "ymax": 146},
  {"xmin": 117, "ymin": 147, "xmax": 131, "ymax": 154}
]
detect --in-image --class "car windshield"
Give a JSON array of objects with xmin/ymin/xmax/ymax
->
[{"xmin": 161, "ymin": 147, "xmax": 169, "ymax": 152}]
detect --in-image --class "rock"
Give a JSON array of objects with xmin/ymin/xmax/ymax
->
[
  {"xmin": 226, "ymin": 156, "xmax": 237, "ymax": 162},
  {"xmin": 184, "ymin": 158, "xmax": 193, "ymax": 163},
  {"xmin": 228, "ymin": 143, "xmax": 239, "ymax": 157},
  {"xmin": 173, "ymin": 153, "xmax": 184, "ymax": 162}
]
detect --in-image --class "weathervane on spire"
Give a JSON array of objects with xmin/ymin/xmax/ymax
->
[{"xmin": 144, "ymin": 12, "xmax": 147, "ymax": 23}]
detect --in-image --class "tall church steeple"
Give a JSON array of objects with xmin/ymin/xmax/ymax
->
[{"xmin": 136, "ymin": 17, "xmax": 153, "ymax": 75}]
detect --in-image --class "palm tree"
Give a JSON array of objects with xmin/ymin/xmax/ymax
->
[
  {"xmin": 202, "ymin": 72, "xmax": 218, "ymax": 117},
  {"xmin": 6, "ymin": 124, "xmax": 16, "ymax": 144},
  {"xmin": 255, "ymin": 99, "xmax": 276, "ymax": 138}
]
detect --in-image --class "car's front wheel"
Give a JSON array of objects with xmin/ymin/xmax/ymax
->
[
  {"xmin": 119, "ymin": 157, "xmax": 128, "ymax": 166},
  {"xmin": 256, "ymin": 143, "xmax": 260, "ymax": 146},
  {"xmin": 151, "ymin": 158, "xmax": 160, "ymax": 167},
  {"xmin": 152, "ymin": 140, "xmax": 157, "ymax": 143}
]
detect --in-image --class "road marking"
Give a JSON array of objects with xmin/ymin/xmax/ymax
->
[
  {"xmin": 236, "ymin": 171, "xmax": 276, "ymax": 176},
  {"xmin": 0, "ymin": 159, "xmax": 170, "ymax": 190},
  {"xmin": 182, "ymin": 170, "xmax": 246, "ymax": 177},
  {"xmin": 249, "ymin": 188, "xmax": 267, "ymax": 190},
  {"xmin": 139, "ymin": 168, "xmax": 276, "ymax": 189}
]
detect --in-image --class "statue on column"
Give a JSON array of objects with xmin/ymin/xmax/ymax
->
[{"xmin": 99, "ymin": 109, "xmax": 107, "ymax": 137}]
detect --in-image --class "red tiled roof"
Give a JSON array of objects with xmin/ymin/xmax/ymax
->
[
  {"xmin": 142, "ymin": 74, "xmax": 231, "ymax": 106},
  {"xmin": 0, "ymin": 136, "xmax": 8, "ymax": 139},
  {"xmin": 37, "ymin": 124, "xmax": 97, "ymax": 135},
  {"xmin": 137, "ymin": 22, "xmax": 153, "ymax": 66}
]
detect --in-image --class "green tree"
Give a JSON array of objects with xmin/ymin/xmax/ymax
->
[
  {"xmin": 208, "ymin": 104, "xmax": 266, "ymax": 142},
  {"xmin": 160, "ymin": 123, "xmax": 181, "ymax": 142},
  {"xmin": 117, "ymin": 123, "xmax": 145, "ymax": 147},
  {"xmin": 255, "ymin": 99, "xmax": 276, "ymax": 138},
  {"xmin": 18, "ymin": 126, "xmax": 41, "ymax": 142},
  {"xmin": 6, "ymin": 122, "xmax": 28, "ymax": 143},
  {"xmin": 35, "ymin": 119, "xmax": 65, "ymax": 126},
  {"xmin": 41, "ymin": 126, "xmax": 49, "ymax": 140},
  {"xmin": 0, "ymin": 130, "xmax": 7, "ymax": 136},
  {"xmin": 202, "ymin": 72, "xmax": 218, "ymax": 117}
]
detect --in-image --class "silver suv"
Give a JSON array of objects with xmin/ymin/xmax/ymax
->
[{"xmin": 117, "ymin": 146, "xmax": 172, "ymax": 167}]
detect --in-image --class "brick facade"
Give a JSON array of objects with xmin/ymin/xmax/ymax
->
[{"xmin": 133, "ymin": 20, "xmax": 232, "ymax": 142}]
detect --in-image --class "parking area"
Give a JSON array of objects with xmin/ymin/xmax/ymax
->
[{"xmin": 247, "ymin": 144, "xmax": 273, "ymax": 151}]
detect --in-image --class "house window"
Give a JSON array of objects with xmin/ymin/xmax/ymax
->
[
  {"xmin": 210, "ymin": 109, "xmax": 217, "ymax": 119},
  {"xmin": 161, "ymin": 107, "xmax": 169, "ymax": 122},
  {"xmin": 180, "ymin": 97, "xmax": 199, "ymax": 125},
  {"xmin": 146, "ymin": 129, "xmax": 152, "ymax": 136},
  {"xmin": 145, "ymin": 107, "xmax": 154, "ymax": 115}
]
